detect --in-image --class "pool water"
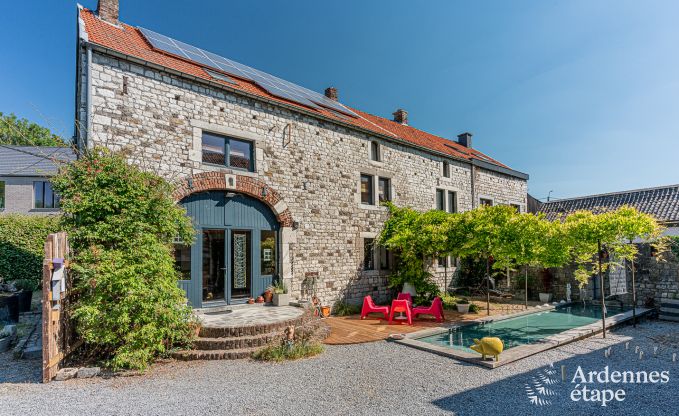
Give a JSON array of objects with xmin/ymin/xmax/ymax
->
[{"xmin": 417, "ymin": 303, "xmax": 623, "ymax": 353}]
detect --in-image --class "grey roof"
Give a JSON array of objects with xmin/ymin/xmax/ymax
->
[
  {"xmin": 537, "ymin": 185, "xmax": 679, "ymax": 225},
  {"xmin": 0, "ymin": 146, "xmax": 76, "ymax": 177}
]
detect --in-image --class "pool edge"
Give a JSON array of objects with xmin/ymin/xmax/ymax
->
[{"xmin": 394, "ymin": 306, "xmax": 652, "ymax": 369}]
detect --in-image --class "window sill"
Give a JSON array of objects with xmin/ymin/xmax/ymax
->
[
  {"xmin": 30, "ymin": 208, "xmax": 60, "ymax": 212},
  {"xmin": 368, "ymin": 159, "xmax": 384, "ymax": 168},
  {"xmin": 200, "ymin": 163, "xmax": 256, "ymax": 176},
  {"xmin": 358, "ymin": 204, "xmax": 387, "ymax": 211}
]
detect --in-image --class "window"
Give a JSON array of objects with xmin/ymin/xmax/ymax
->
[
  {"xmin": 33, "ymin": 181, "xmax": 59, "ymax": 209},
  {"xmin": 261, "ymin": 230, "xmax": 277, "ymax": 275},
  {"xmin": 201, "ymin": 132, "xmax": 254, "ymax": 171},
  {"xmin": 360, "ymin": 174, "xmax": 374, "ymax": 205},
  {"xmin": 511, "ymin": 203, "xmax": 521, "ymax": 213},
  {"xmin": 0, "ymin": 181, "xmax": 4, "ymax": 209},
  {"xmin": 378, "ymin": 177, "xmax": 391, "ymax": 202},
  {"xmin": 436, "ymin": 189, "xmax": 445, "ymax": 210},
  {"xmin": 447, "ymin": 191, "xmax": 457, "ymax": 213},
  {"xmin": 438, "ymin": 256, "xmax": 448, "ymax": 268},
  {"xmin": 442, "ymin": 161, "xmax": 450, "ymax": 178},
  {"xmin": 173, "ymin": 243, "xmax": 191, "ymax": 280},
  {"xmin": 370, "ymin": 141, "xmax": 380, "ymax": 162},
  {"xmin": 379, "ymin": 246, "xmax": 391, "ymax": 270},
  {"xmin": 363, "ymin": 238, "xmax": 375, "ymax": 270},
  {"xmin": 480, "ymin": 198, "xmax": 493, "ymax": 207}
]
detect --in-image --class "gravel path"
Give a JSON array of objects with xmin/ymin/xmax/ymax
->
[{"xmin": 2, "ymin": 320, "xmax": 678, "ymax": 415}]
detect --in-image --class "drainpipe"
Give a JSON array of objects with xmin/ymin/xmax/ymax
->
[
  {"xmin": 470, "ymin": 164, "xmax": 476, "ymax": 209},
  {"xmin": 85, "ymin": 45, "xmax": 93, "ymax": 150}
]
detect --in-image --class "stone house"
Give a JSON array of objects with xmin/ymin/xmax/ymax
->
[
  {"xmin": 75, "ymin": 1, "xmax": 529, "ymax": 308},
  {"xmin": 536, "ymin": 184, "xmax": 679, "ymax": 305},
  {"xmin": 0, "ymin": 146, "xmax": 75, "ymax": 215}
]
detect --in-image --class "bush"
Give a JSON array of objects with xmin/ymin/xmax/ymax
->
[
  {"xmin": 252, "ymin": 341, "xmax": 324, "ymax": 362},
  {"xmin": 0, "ymin": 214, "xmax": 61, "ymax": 286},
  {"xmin": 468, "ymin": 303, "xmax": 480, "ymax": 313},
  {"xmin": 332, "ymin": 301, "xmax": 360, "ymax": 316},
  {"xmin": 441, "ymin": 294, "xmax": 459, "ymax": 310},
  {"xmin": 51, "ymin": 148, "xmax": 195, "ymax": 370}
]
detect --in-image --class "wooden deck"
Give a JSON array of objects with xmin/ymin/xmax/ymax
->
[{"xmin": 325, "ymin": 300, "xmax": 542, "ymax": 345}]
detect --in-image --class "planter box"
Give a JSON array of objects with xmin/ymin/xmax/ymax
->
[
  {"xmin": 273, "ymin": 293, "xmax": 290, "ymax": 306},
  {"xmin": 539, "ymin": 293, "xmax": 552, "ymax": 303},
  {"xmin": 456, "ymin": 304, "xmax": 470, "ymax": 313}
]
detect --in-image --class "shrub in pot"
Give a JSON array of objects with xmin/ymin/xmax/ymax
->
[
  {"xmin": 14, "ymin": 279, "xmax": 36, "ymax": 312},
  {"xmin": 272, "ymin": 280, "xmax": 289, "ymax": 306},
  {"xmin": 263, "ymin": 286, "xmax": 274, "ymax": 303},
  {"xmin": 456, "ymin": 298, "xmax": 470, "ymax": 313}
]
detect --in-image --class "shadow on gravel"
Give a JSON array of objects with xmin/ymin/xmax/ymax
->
[
  {"xmin": 0, "ymin": 351, "xmax": 41, "ymax": 383},
  {"xmin": 431, "ymin": 324, "xmax": 678, "ymax": 416}
]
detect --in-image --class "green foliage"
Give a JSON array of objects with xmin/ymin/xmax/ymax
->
[
  {"xmin": 456, "ymin": 298, "xmax": 470, "ymax": 305},
  {"xmin": 252, "ymin": 341, "xmax": 324, "ymax": 362},
  {"xmin": 458, "ymin": 256, "xmax": 487, "ymax": 288},
  {"xmin": 332, "ymin": 301, "xmax": 360, "ymax": 316},
  {"xmin": 51, "ymin": 148, "xmax": 195, "ymax": 370},
  {"xmin": 0, "ymin": 214, "xmax": 61, "ymax": 285},
  {"xmin": 669, "ymin": 236, "xmax": 679, "ymax": 259},
  {"xmin": 0, "ymin": 112, "xmax": 66, "ymax": 146},
  {"xmin": 272, "ymin": 279, "xmax": 288, "ymax": 294},
  {"xmin": 441, "ymin": 294, "xmax": 459, "ymax": 310}
]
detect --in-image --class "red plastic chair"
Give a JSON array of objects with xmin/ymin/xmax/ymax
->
[
  {"xmin": 388, "ymin": 299, "xmax": 413, "ymax": 325},
  {"xmin": 412, "ymin": 296, "xmax": 444, "ymax": 322},
  {"xmin": 397, "ymin": 292, "xmax": 413, "ymax": 306},
  {"xmin": 360, "ymin": 295, "xmax": 390, "ymax": 320}
]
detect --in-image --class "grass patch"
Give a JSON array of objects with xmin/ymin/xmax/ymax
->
[{"xmin": 252, "ymin": 342, "xmax": 324, "ymax": 362}]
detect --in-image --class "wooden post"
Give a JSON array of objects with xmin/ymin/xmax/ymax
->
[{"xmin": 629, "ymin": 239, "xmax": 637, "ymax": 328}]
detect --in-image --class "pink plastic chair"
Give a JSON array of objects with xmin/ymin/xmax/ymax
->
[
  {"xmin": 388, "ymin": 299, "xmax": 413, "ymax": 325},
  {"xmin": 413, "ymin": 296, "xmax": 444, "ymax": 322},
  {"xmin": 360, "ymin": 295, "xmax": 390, "ymax": 320}
]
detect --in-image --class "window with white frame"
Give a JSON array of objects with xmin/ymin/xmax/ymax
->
[
  {"xmin": 370, "ymin": 141, "xmax": 381, "ymax": 162},
  {"xmin": 436, "ymin": 189, "xmax": 445, "ymax": 210},
  {"xmin": 378, "ymin": 177, "xmax": 391, "ymax": 202},
  {"xmin": 480, "ymin": 198, "xmax": 493, "ymax": 207},
  {"xmin": 360, "ymin": 174, "xmax": 374, "ymax": 205}
]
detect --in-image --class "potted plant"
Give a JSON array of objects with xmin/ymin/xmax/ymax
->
[
  {"xmin": 538, "ymin": 269, "xmax": 553, "ymax": 303},
  {"xmin": 263, "ymin": 285, "xmax": 274, "ymax": 303},
  {"xmin": 272, "ymin": 280, "xmax": 290, "ymax": 306},
  {"xmin": 14, "ymin": 279, "xmax": 36, "ymax": 313},
  {"xmin": 320, "ymin": 305, "xmax": 331, "ymax": 318},
  {"xmin": 456, "ymin": 298, "xmax": 471, "ymax": 313}
]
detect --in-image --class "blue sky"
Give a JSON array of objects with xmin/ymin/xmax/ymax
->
[{"xmin": 1, "ymin": 1, "xmax": 678, "ymax": 199}]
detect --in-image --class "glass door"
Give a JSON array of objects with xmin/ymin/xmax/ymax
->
[
  {"xmin": 202, "ymin": 229, "xmax": 226, "ymax": 302},
  {"xmin": 230, "ymin": 230, "xmax": 252, "ymax": 299}
]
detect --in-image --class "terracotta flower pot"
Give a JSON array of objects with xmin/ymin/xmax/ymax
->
[
  {"xmin": 263, "ymin": 290, "xmax": 273, "ymax": 303},
  {"xmin": 256, "ymin": 296, "xmax": 265, "ymax": 303},
  {"xmin": 321, "ymin": 305, "xmax": 331, "ymax": 318},
  {"xmin": 247, "ymin": 298, "xmax": 255, "ymax": 304}
]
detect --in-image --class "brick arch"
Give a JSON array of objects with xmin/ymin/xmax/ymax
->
[{"xmin": 173, "ymin": 172, "xmax": 294, "ymax": 227}]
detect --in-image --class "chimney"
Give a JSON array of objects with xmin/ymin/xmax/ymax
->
[
  {"xmin": 392, "ymin": 109, "xmax": 408, "ymax": 125},
  {"xmin": 324, "ymin": 87, "xmax": 338, "ymax": 101},
  {"xmin": 457, "ymin": 132, "xmax": 473, "ymax": 148},
  {"xmin": 97, "ymin": 0, "xmax": 119, "ymax": 25}
]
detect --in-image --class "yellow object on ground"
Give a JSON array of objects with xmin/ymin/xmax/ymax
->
[{"xmin": 470, "ymin": 337, "xmax": 504, "ymax": 361}]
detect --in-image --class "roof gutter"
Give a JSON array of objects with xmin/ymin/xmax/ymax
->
[{"xmin": 84, "ymin": 41, "xmax": 529, "ymax": 181}]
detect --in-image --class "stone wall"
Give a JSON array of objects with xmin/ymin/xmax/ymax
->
[{"xmin": 80, "ymin": 50, "xmax": 528, "ymax": 306}]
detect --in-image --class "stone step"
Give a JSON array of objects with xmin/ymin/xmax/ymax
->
[
  {"xmin": 193, "ymin": 332, "xmax": 281, "ymax": 350},
  {"xmin": 171, "ymin": 347, "xmax": 260, "ymax": 361},
  {"xmin": 199, "ymin": 316, "xmax": 305, "ymax": 338}
]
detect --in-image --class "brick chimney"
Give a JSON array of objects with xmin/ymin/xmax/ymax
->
[
  {"xmin": 457, "ymin": 132, "xmax": 473, "ymax": 148},
  {"xmin": 324, "ymin": 87, "xmax": 338, "ymax": 101},
  {"xmin": 97, "ymin": 0, "xmax": 119, "ymax": 25},
  {"xmin": 393, "ymin": 109, "xmax": 408, "ymax": 125}
]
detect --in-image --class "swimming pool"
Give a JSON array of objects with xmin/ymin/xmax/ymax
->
[{"xmin": 417, "ymin": 303, "xmax": 624, "ymax": 353}]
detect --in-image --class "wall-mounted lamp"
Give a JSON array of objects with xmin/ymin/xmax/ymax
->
[
  {"xmin": 292, "ymin": 221, "xmax": 300, "ymax": 230},
  {"xmin": 261, "ymin": 187, "xmax": 268, "ymax": 197},
  {"xmin": 226, "ymin": 192, "xmax": 236, "ymax": 198},
  {"xmin": 187, "ymin": 178, "xmax": 193, "ymax": 189},
  {"xmin": 303, "ymin": 182, "xmax": 309, "ymax": 190}
]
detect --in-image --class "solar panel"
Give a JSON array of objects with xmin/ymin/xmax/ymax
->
[{"xmin": 138, "ymin": 27, "xmax": 357, "ymax": 118}]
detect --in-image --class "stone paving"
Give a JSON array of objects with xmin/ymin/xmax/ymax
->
[{"xmin": 198, "ymin": 305, "xmax": 303, "ymax": 328}]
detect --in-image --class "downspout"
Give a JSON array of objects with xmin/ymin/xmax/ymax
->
[
  {"xmin": 85, "ymin": 45, "xmax": 93, "ymax": 150},
  {"xmin": 470, "ymin": 163, "xmax": 476, "ymax": 208}
]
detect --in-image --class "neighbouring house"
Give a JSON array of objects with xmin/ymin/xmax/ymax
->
[
  {"xmin": 0, "ymin": 146, "xmax": 76, "ymax": 215},
  {"xmin": 535, "ymin": 184, "xmax": 679, "ymax": 305},
  {"xmin": 74, "ymin": 0, "xmax": 529, "ymax": 308}
]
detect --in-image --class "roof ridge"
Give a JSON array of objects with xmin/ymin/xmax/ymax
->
[{"xmin": 544, "ymin": 184, "xmax": 679, "ymax": 204}]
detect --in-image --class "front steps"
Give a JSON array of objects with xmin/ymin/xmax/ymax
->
[{"xmin": 171, "ymin": 311, "xmax": 307, "ymax": 361}]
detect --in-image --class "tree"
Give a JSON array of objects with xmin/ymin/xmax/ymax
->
[
  {"xmin": 564, "ymin": 206, "xmax": 663, "ymax": 337},
  {"xmin": 0, "ymin": 112, "xmax": 66, "ymax": 146},
  {"xmin": 51, "ymin": 148, "xmax": 195, "ymax": 369}
]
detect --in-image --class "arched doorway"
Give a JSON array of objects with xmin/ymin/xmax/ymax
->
[{"xmin": 175, "ymin": 191, "xmax": 280, "ymax": 308}]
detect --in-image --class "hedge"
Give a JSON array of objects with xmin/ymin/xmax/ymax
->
[{"xmin": 0, "ymin": 214, "xmax": 62, "ymax": 285}]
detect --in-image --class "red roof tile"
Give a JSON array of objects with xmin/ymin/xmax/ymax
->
[{"xmin": 80, "ymin": 8, "xmax": 511, "ymax": 170}]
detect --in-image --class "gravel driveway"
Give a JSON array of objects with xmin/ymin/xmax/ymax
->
[{"xmin": 2, "ymin": 320, "xmax": 678, "ymax": 415}]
